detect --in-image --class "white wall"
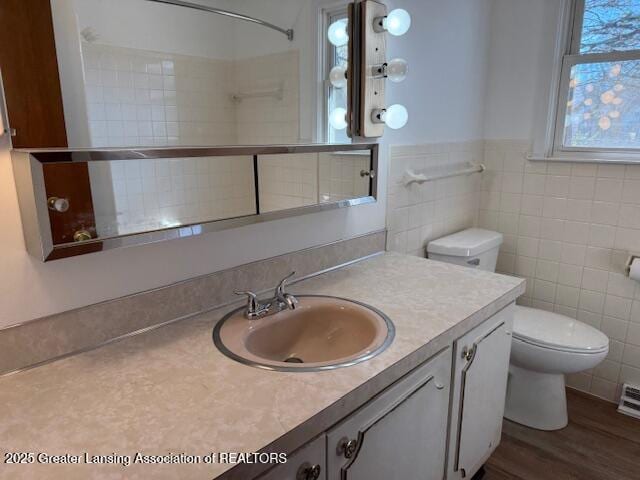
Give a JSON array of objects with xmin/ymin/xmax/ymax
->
[
  {"xmin": 232, "ymin": 0, "xmax": 310, "ymax": 59},
  {"xmin": 68, "ymin": 0, "xmax": 236, "ymax": 60},
  {"xmin": 483, "ymin": 0, "xmax": 563, "ymax": 147},
  {"xmin": 0, "ymin": 0, "xmax": 493, "ymax": 328},
  {"xmin": 384, "ymin": 0, "xmax": 492, "ymax": 145}
]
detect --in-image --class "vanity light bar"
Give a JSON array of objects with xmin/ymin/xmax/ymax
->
[{"xmin": 350, "ymin": 1, "xmax": 411, "ymax": 138}]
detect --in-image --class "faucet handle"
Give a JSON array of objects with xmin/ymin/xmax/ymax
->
[
  {"xmin": 275, "ymin": 271, "xmax": 296, "ymax": 296},
  {"xmin": 235, "ymin": 290, "xmax": 259, "ymax": 312},
  {"xmin": 235, "ymin": 290, "xmax": 270, "ymax": 320}
]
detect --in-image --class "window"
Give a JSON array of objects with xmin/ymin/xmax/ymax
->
[
  {"xmin": 323, "ymin": 8, "xmax": 350, "ymax": 143},
  {"xmin": 554, "ymin": 0, "xmax": 640, "ymax": 158}
]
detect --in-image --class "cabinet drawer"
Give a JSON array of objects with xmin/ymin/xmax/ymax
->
[
  {"xmin": 327, "ymin": 347, "xmax": 452, "ymax": 480},
  {"xmin": 257, "ymin": 435, "xmax": 326, "ymax": 480}
]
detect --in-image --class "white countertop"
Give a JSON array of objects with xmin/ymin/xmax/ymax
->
[{"xmin": 0, "ymin": 253, "xmax": 524, "ymax": 479}]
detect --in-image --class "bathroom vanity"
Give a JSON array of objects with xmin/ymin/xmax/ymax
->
[
  {"xmin": 0, "ymin": 253, "xmax": 524, "ymax": 480},
  {"xmin": 259, "ymin": 304, "xmax": 513, "ymax": 480}
]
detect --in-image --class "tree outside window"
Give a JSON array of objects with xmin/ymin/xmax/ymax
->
[{"xmin": 558, "ymin": 0, "xmax": 640, "ymax": 153}]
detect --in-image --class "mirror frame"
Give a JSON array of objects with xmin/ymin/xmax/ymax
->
[{"xmin": 12, "ymin": 143, "xmax": 378, "ymax": 261}]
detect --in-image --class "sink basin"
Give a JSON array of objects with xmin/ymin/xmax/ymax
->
[{"xmin": 213, "ymin": 295, "xmax": 395, "ymax": 372}]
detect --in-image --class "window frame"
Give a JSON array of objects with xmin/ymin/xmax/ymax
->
[{"xmin": 551, "ymin": 0, "xmax": 640, "ymax": 162}]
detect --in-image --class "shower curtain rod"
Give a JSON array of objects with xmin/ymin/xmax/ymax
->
[{"xmin": 145, "ymin": 0, "xmax": 294, "ymax": 41}]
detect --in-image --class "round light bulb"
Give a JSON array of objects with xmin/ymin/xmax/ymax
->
[
  {"xmin": 328, "ymin": 19, "xmax": 349, "ymax": 47},
  {"xmin": 329, "ymin": 107, "xmax": 348, "ymax": 130},
  {"xmin": 329, "ymin": 66, "xmax": 347, "ymax": 89},
  {"xmin": 384, "ymin": 104, "xmax": 408, "ymax": 129},
  {"xmin": 386, "ymin": 58, "xmax": 408, "ymax": 83},
  {"xmin": 385, "ymin": 9, "xmax": 411, "ymax": 36}
]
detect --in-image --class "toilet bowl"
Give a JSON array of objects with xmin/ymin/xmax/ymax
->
[
  {"xmin": 506, "ymin": 305, "xmax": 608, "ymax": 430},
  {"xmin": 427, "ymin": 228, "xmax": 610, "ymax": 431}
]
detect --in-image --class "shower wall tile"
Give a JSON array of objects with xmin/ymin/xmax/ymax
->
[
  {"xmin": 234, "ymin": 51, "xmax": 300, "ymax": 145},
  {"xmin": 259, "ymin": 153, "xmax": 318, "ymax": 212},
  {"xmin": 82, "ymin": 43, "xmax": 238, "ymax": 148},
  {"xmin": 257, "ymin": 152, "xmax": 371, "ymax": 213},
  {"xmin": 81, "ymin": 45, "xmax": 308, "ymax": 236},
  {"xmin": 319, "ymin": 152, "xmax": 371, "ymax": 203},
  {"xmin": 90, "ymin": 156, "xmax": 256, "ymax": 237}
]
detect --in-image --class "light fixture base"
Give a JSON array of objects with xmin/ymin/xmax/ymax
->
[{"xmin": 358, "ymin": 0, "xmax": 387, "ymax": 138}]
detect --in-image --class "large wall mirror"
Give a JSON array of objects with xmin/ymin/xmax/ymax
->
[
  {"xmin": 1, "ymin": 0, "xmax": 355, "ymax": 149},
  {"xmin": 2, "ymin": 1, "xmax": 400, "ymax": 260}
]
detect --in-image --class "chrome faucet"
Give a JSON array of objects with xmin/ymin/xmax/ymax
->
[
  {"xmin": 274, "ymin": 271, "xmax": 299, "ymax": 311},
  {"xmin": 235, "ymin": 271, "xmax": 299, "ymax": 320}
]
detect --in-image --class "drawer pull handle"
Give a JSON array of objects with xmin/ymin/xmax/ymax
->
[
  {"xmin": 297, "ymin": 462, "xmax": 321, "ymax": 480},
  {"xmin": 338, "ymin": 437, "xmax": 358, "ymax": 459}
]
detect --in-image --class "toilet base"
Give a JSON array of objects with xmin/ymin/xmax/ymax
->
[{"xmin": 504, "ymin": 364, "xmax": 568, "ymax": 431}]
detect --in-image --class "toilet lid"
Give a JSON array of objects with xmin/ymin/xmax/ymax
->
[{"xmin": 513, "ymin": 306, "xmax": 609, "ymax": 354}]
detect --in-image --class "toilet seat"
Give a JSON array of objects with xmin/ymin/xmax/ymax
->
[{"xmin": 513, "ymin": 306, "xmax": 609, "ymax": 354}]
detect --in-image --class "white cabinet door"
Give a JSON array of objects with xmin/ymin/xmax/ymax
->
[
  {"xmin": 257, "ymin": 435, "xmax": 326, "ymax": 480},
  {"xmin": 448, "ymin": 303, "xmax": 514, "ymax": 479},
  {"xmin": 327, "ymin": 348, "xmax": 452, "ymax": 480}
]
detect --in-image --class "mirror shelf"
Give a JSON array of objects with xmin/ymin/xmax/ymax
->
[{"xmin": 12, "ymin": 143, "xmax": 378, "ymax": 261}]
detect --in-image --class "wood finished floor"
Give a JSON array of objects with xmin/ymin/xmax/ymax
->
[{"xmin": 485, "ymin": 389, "xmax": 640, "ymax": 480}]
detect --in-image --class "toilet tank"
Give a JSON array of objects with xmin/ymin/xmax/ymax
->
[{"xmin": 426, "ymin": 228, "xmax": 503, "ymax": 272}]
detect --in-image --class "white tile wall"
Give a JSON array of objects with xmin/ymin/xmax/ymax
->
[
  {"xmin": 258, "ymin": 152, "xmax": 370, "ymax": 213},
  {"xmin": 386, "ymin": 141, "xmax": 484, "ymax": 257},
  {"xmin": 318, "ymin": 153, "xmax": 370, "ymax": 203},
  {"xmin": 480, "ymin": 139, "xmax": 640, "ymax": 402},
  {"xmin": 81, "ymin": 44, "xmax": 302, "ymax": 236},
  {"xmin": 258, "ymin": 153, "xmax": 318, "ymax": 213},
  {"xmin": 234, "ymin": 51, "xmax": 300, "ymax": 145},
  {"xmin": 82, "ymin": 43, "xmax": 237, "ymax": 148},
  {"xmin": 90, "ymin": 156, "xmax": 255, "ymax": 236}
]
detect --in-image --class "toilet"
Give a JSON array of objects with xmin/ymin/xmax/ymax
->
[{"xmin": 427, "ymin": 228, "xmax": 609, "ymax": 431}]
